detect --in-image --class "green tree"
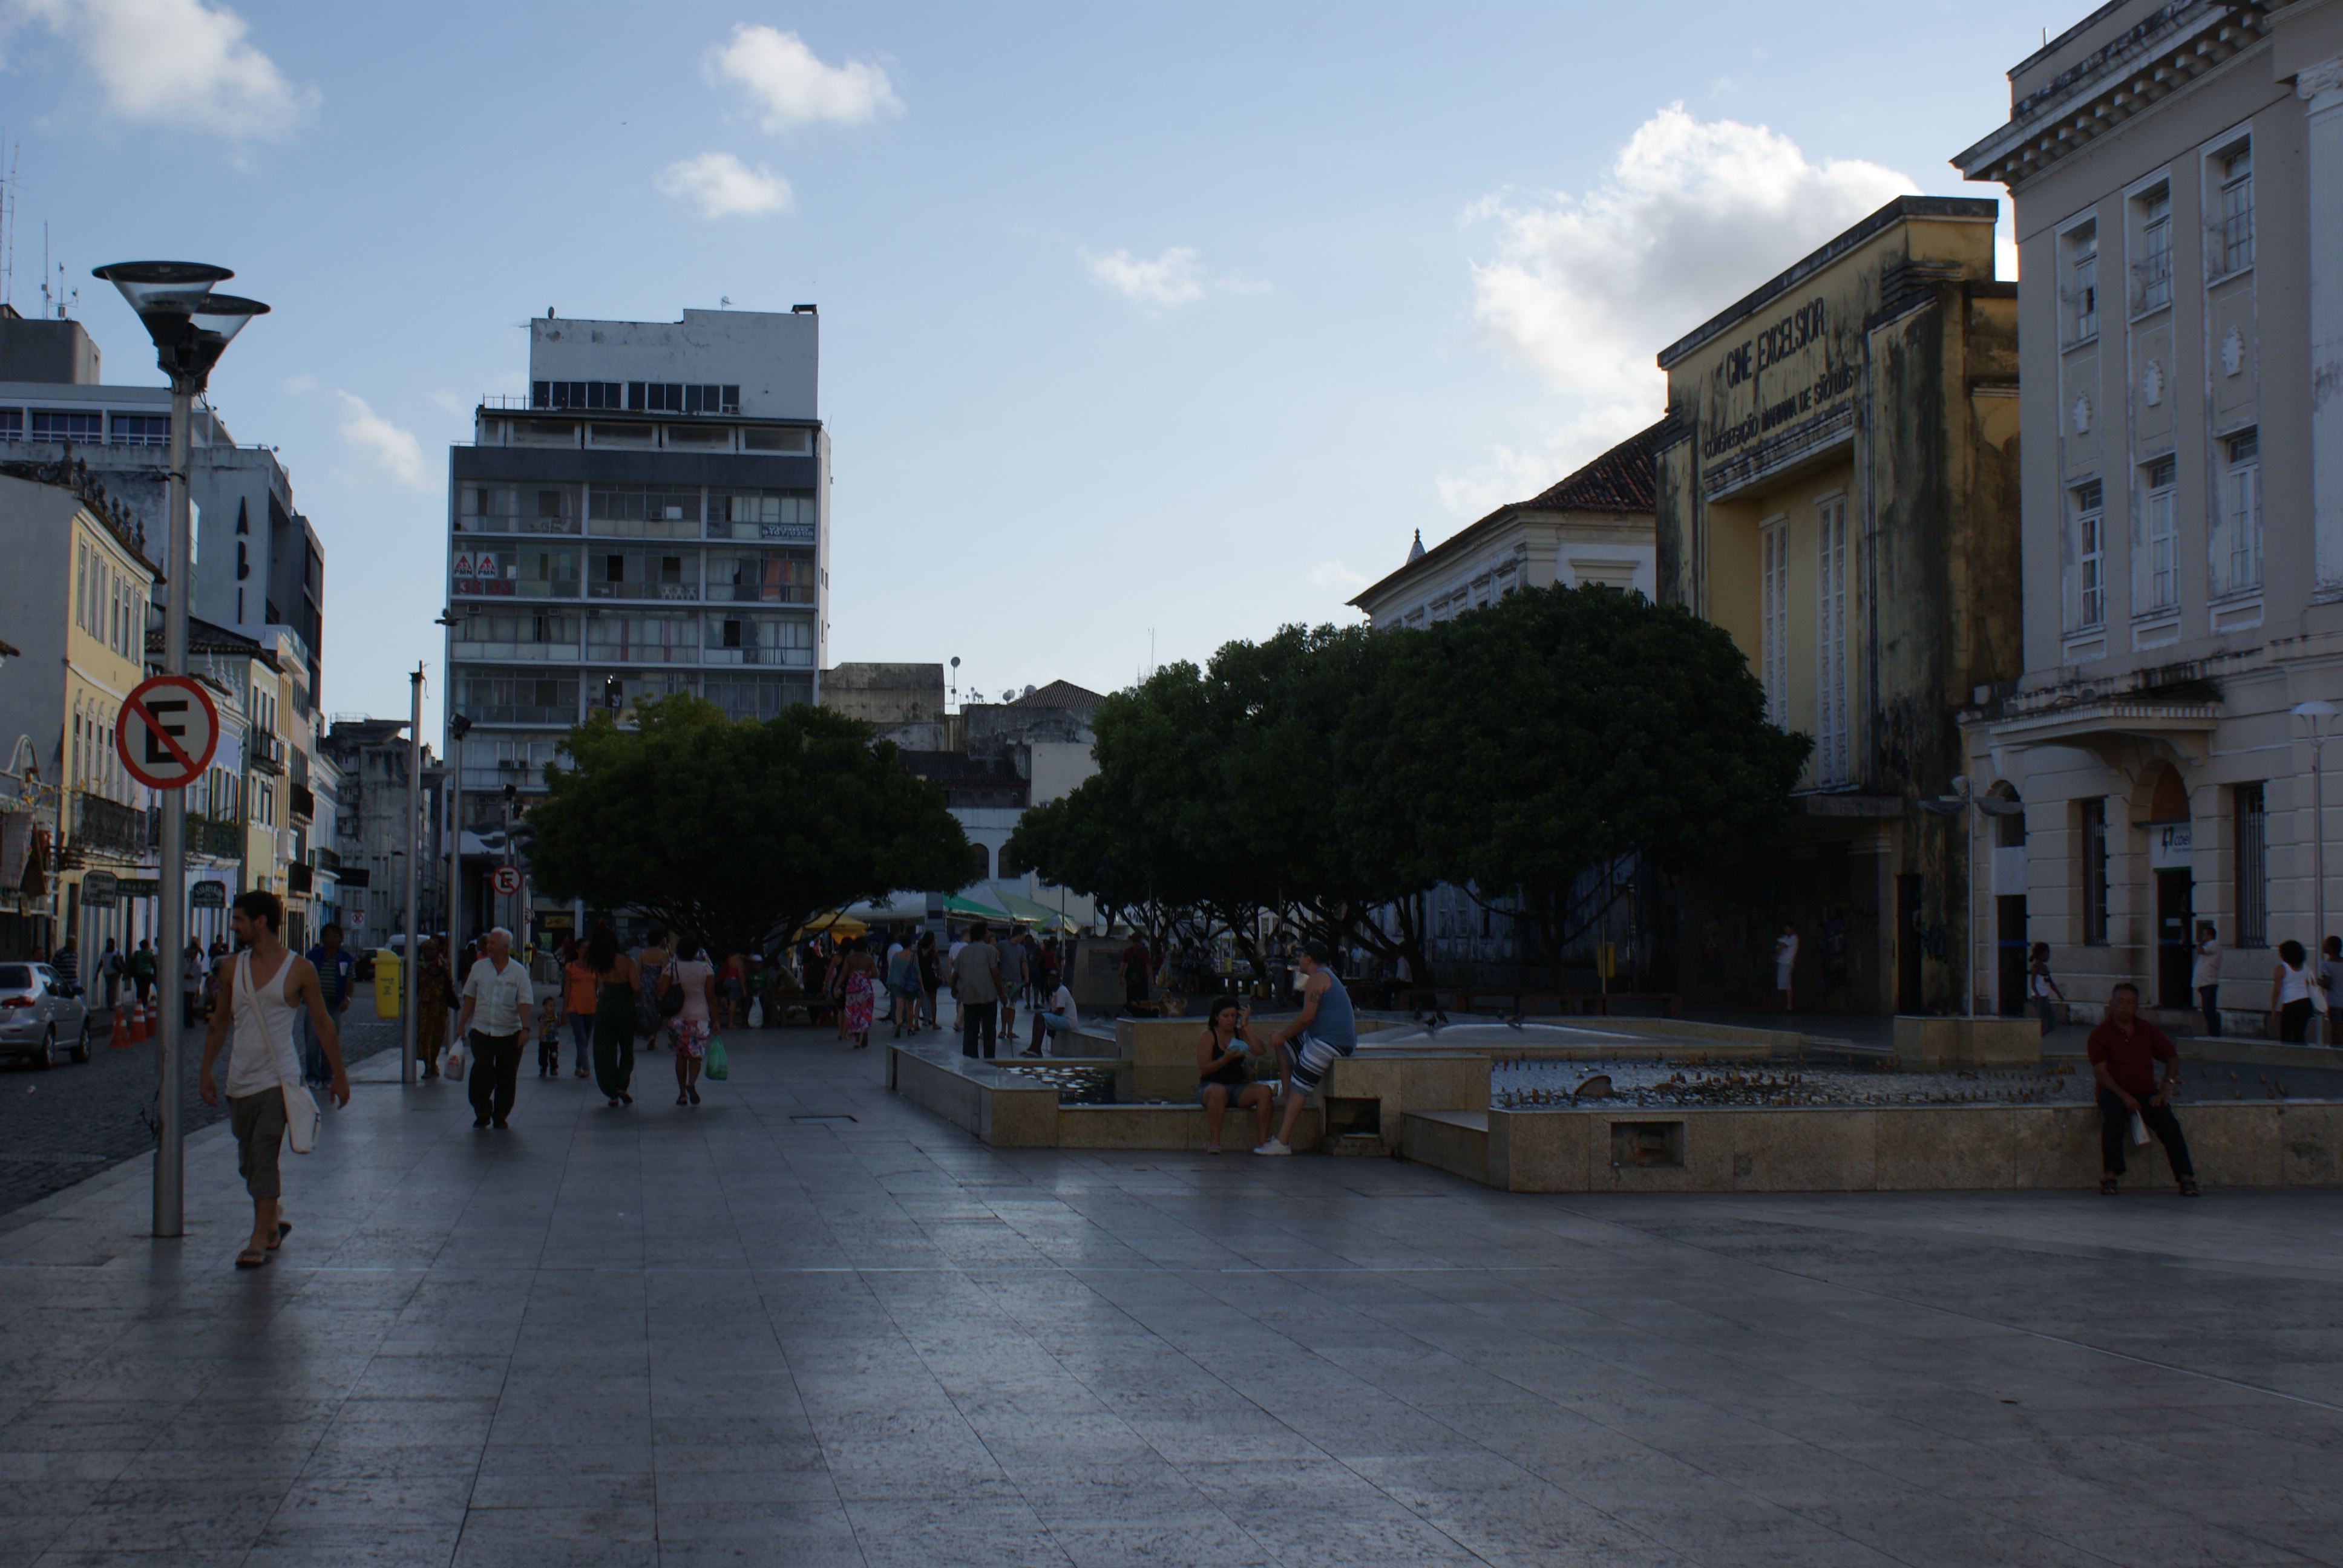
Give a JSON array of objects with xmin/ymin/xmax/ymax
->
[
  {"xmin": 1379, "ymin": 584, "xmax": 1809, "ymax": 982},
  {"xmin": 526, "ymin": 696, "xmax": 969, "ymax": 959}
]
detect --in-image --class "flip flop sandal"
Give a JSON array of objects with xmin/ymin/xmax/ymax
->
[
  {"xmin": 235, "ymin": 1247, "xmax": 270, "ymax": 1269},
  {"xmin": 2099, "ymin": 1177, "xmax": 2119, "ymax": 1195},
  {"xmin": 265, "ymin": 1221, "xmax": 292, "ymax": 1251},
  {"xmin": 2178, "ymin": 1178, "xmax": 2200, "ymax": 1197}
]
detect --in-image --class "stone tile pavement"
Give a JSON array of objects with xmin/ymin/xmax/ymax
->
[{"xmin": 0, "ymin": 1024, "xmax": 2335, "ymax": 1566}]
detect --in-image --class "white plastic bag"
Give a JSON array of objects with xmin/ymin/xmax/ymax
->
[
  {"xmin": 2129, "ymin": 1111, "xmax": 2151, "ymax": 1146},
  {"xmin": 445, "ymin": 1042, "xmax": 466, "ymax": 1081},
  {"xmin": 747, "ymin": 999, "xmax": 763, "ymax": 1030},
  {"xmin": 283, "ymin": 1080, "xmax": 321, "ymax": 1154}
]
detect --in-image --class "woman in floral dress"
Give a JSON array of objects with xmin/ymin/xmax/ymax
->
[
  {"xmin": 839, "ymin": 937, "xmax": 877, "ymax": 1050},
  {"xmin": 415, "ymin": 938, "xmax": 454, "ymax": 1078}
]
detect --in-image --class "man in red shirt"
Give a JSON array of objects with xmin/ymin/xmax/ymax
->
[{"xmin": 2085, "ymin": 981, "xmax": 2198, "ymax": 1196}]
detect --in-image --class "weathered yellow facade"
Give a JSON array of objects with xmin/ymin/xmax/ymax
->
[{"xmin": 1654, "ymin": 195, "xmax": 2022, "ymax": 1014}]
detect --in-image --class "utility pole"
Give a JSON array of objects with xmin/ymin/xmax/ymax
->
[{"xmin": 401, "ymin": 664, "xmax": 421, "ymax": 1085}]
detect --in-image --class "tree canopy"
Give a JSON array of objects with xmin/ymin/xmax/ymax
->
[
  {"xmin": 1006, "ymin": 586, "xmax": 1807, "ymax": 982},
  {"xmin": 526, "ymin": 696, "xmax": 969, "ymax": 959}
]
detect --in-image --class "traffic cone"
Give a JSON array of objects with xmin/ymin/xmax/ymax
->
[
  {"xmin": 128, "ymin": 1000, "xmax": 148, "ymax": 1044},
  {"xmin": 111, "ymin": 1005, "xmax": 132, "ymax": 1048}
]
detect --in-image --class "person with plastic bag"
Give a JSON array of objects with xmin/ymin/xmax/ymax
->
[
  {"xmin": 196, "ymin": 890, "xmax": 350, "ymax": 1269},
  {"xmin": 415, "ymin": 938, "xmax": 456, "ymax": 1079},
  {"xmin": 2086, "ymin": 981, "xmax": 2198, "ymax": 1197}
]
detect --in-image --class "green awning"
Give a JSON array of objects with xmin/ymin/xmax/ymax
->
[
  {"xmin": 940, "ymin": 892, "xmax": 1011, "ymax": 918},
  {"xmin": 987, "ymin": 887, "xmax": 1083, "ymax": 932}
]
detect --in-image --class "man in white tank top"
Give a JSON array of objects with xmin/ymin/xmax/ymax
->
[{"xmin": 197, "ymin": 890, "xmax": 350, "ymax": 1269}]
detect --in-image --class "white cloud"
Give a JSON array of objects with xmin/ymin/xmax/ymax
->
[
  {"xmin": 657, "ymin": 152, "xmax": 792, "ymax": 219},
  {"xmin": 707, "ymin": 24, "xmax": 900, "ymax": 131},
  {"xmin": 13, "ymin": 0, "xmax": 315, "ymax": 140},
  {"xmin": 278, "ymin": 372, "xmax": 316, "ymax": 396},
  {"xmin": 1082, "ymin": 247, "xmax": 1264, "ymax": 314},
  {"xmin": 1308, "ymin": 560, "xmax": 1371, "ymax": 599},
  {"xmin": 332, "ymin": 391, "xmax": 428, "ymax": 491},
  {"xmin": 1445, "ymin": 103, "xmax": 1915, "ymax": 514}
]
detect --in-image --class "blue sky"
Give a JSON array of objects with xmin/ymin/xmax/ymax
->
[{"xmin": 1, "ymin": 0, "xmax": 2052, "ymax": 732}]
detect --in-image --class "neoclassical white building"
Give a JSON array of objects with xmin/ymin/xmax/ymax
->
[{"xmin": 1955, "ymin": 0, "xmax": 2343, "ymax": 1024}]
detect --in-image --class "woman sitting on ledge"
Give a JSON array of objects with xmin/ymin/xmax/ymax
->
[{"xmin": 1197, "ymin": 995, "xmax": 1274, "ymax": 1155}]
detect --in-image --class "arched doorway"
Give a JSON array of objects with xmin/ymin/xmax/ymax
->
[{"xmin": 2145, "ymin": 763, "xmax": 2194, "ymax": 1008}]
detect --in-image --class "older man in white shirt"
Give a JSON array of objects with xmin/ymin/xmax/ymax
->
[{"xmin": 456, "ymin": 929, "xmax": 535, "ymax": 1130}]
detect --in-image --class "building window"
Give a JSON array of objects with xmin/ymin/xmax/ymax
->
[
  {"xmin": 2222, "ymin": 429, "xmax": 2261, "ymax": 595},
  {"xmin": 109, "ymin": 414, "xmax": 168, "ymax": 446},
  {"xmin": 2073, "ymin": 480, "xmax": 2106, "ymax": 628},
  {"xmin": 709, "ymin": 489, "xmax": 816, "ymax": 543},
  {"xmin": 629, "ymin": 382, "xmax": 739, "ymax": 414},
  {"xmin": 2135, "ymin": 185, "xmax": 2172, "ymax": 312},
  {"xmin": 0, "ymin": 410, "xmax": 19, "ymax": 442},
  {"xmin": 1814, "ymin": 497, "xmax": 1848, "ymax": 785},
  {"xmin": 2235, "ymin": 783, "xmax": 2268, "ymax": 947},
  {"xmin": 74, "ymin": 543, "xmax": 88, "ymax": 635},
  {"xmin": 2080, "ymin": 799, "xmax": 2109, "ymax": 945},
  {"xmin": 31, "ymin": 410, "xmax": 102, "ymax": 443},
  {"xmin": 2065, "ymin": 223, "xmax": 2098, "ymax": 342},
  {"xmin": 531, "ymin": 381, "xmax": 623, "ymax": 411},
  {"xmin": 2143, "ymin": 456, "xmax": 2178, "ymax": 610},
  {"xmin": 2217, "ymin": 145, "xmax": 2253, "ymax": 277},
  {"xmin": 1759, "ymin": 519, "xmax": 1788, "ymax": 727}
]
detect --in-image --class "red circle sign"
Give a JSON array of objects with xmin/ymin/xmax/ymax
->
[
  {"xmin": 492, "ymin": 865, "xmax": 522, "ymax": 897},
  {"xmin": 116, "ymin": 675, "xmax": 221, "ymax": 791}
]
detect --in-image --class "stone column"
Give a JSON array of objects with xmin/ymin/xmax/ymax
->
[{"xmin": 2302, "ymin": 59, "xmax": 2343, "ymax": 595}]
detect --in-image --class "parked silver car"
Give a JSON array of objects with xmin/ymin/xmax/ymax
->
[{"xmin": 0, "ymin": 963, "xmax": 91, "ymax": 1068}]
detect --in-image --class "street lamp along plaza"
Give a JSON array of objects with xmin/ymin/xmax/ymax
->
[{"xmin": 92, "ymin": 261, "xmax": 269, "ymax": 1242}]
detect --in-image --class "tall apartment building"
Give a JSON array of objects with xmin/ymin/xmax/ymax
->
[
  {"xmin": 1954, "ymin": 0, "xmax": 2343, "ymax": 1025},
  {"xmin": 444, "ymin": 307, "xmax": 827, "ymax": 940}
]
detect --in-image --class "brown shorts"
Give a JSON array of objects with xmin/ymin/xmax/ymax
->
[{"xmin": 228, "ymin": 1091, "xmax": 287, "ymax": 1201}]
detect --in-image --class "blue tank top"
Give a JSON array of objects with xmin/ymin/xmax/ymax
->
[{"xmin": 1308, "ymin": 971, "xmax": 1356, "ymax": 1047}]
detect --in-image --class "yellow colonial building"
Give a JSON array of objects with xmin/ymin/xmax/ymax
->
[{"xmin": 1654, "ymin": 195, "xmax": 2023, "ymax": 1014}]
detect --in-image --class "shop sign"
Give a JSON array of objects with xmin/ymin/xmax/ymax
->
[
  {"xmin": 2151, "ymin": 822, "xmax": 2192, "ymax": 870},
  {"xmin": 82, "ymin": 870, "xmax": 117, "ymax": 908},
  {"xmin": 191, "ymin": 881, "xmax": 228, "ymax": 909}
]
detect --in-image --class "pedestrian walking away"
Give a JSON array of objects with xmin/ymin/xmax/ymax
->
[
  {"xmin": 916, "ymin": 930, "xmax": 940, "ymax": 1031},
  {"xmin": 128, "ymin": 938, "xmax": 156, "ymax": 1008},
  {"xmin": 585, "ymin": 921, "xmax": 638, "ymax": 1107},
  {"xmin": 455, "ymin": 928, "xmax": 535, "ymax": 1129},
  {"xmin": 562, "ymin": 949, "xmax": 598, "ymax": 1078},
  {"xmin": 953, "ymin": 921, "xmax": 1003, "ymax": 1059},
  {"xmin": 1196, "ymin": 995, "xmax": 1274, "ymax": 1154},
  {"xmin": 1255, "ymin": 939, "xmax": 1357, "ymax": 1155},
  {"xmin": 635, "ymin": 929, "xmax": 673, "ymax": 1054},
  {"xmin": 1774, "ymin": 920, "xmax": 1798, "ymax": 1013},
  {"xmin": 2192, "ymin": 922, "xmax": 2222, "ymax": 1039},
  {"xmin": 180, "ymin": 940, "xmax": 209, "ymax": 1027},
  {"xmin": 415, "ymin": 938, "xmax": 454, "ymax": 1077},
  {"xmin": 888, "ymin": 939, "xmax": 920, "ymax": 1038},
  {"xmin": 662, "ymin": 942, "xmax": 716, "ymax": 1103},
  {"xmin": 99, "ymin": 938, "xmax": 121, "ymax": 1011},
  {"xmin": 195, "ymin": 889, "xmax": 350, "ymax": 1269},
  {"xmin": 2087, "ymin": 982, "xmax": 2198, "ymax": 1196},
  {"xmin": 301, "ymin": 924, "xmax": 356, "ymax": 1088}
]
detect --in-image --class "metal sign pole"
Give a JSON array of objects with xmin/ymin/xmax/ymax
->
[
  {"xmin": 153, "ymin": 374, "xmax": 192, "ymax": 1240},
  {"xmin": 401, "ymin": 666, "xmax": 422, "ymax": 1084}
]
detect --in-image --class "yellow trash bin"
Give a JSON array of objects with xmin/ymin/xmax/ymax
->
[{"xmin": 373, "ymin": 949, "xmax": 402, "ymax": 1018}]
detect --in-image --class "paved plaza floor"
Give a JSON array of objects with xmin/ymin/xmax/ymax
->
[{"xmin": 0, "ymin": 1025, "xmax": 2336, "ymax": 1566}]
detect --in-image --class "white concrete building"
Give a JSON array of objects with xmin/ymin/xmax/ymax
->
[
  {"xmin": 445, "ymin": 305, "xmax": 828, "ymax": 947},
  {"xmin": 1953, "ymin": 0, "xmax": 2343, "ymax": 1025}
]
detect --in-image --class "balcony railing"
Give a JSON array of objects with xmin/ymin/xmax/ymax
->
[
  {"xmin": 286, "ymin": 862, "xmax": 313, "ymax": 895},
  {"xmin": 69, "ymin": 791, "xmax": 147, "ymax": 860},
  {"xmin": 249, "ymin": 728, "xmax": 286, "ymax": 775},
  {"xmin": 289, "ymin": 781, "xmax": 315, "ymax": 822},
  {"xmin": 315, "ymin": 846, "xmax": 341, "ymax": 873},
  {"xmin": 191, "ymin": 818, "xmax": 244, "ymax": 860},
  {"xmin": 456, "ymin": 515, "xmax": 582, "ymax": 536}
]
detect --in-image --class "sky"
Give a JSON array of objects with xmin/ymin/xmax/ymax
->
[{"xmin": 0, "ymin": 0, "xmax": 2059, "ymax": 735}]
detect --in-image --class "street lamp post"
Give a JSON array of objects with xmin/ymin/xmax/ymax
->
[
  {"xmin": 93, "ymin": 261, "xmax": 267, "ymax": 1241},
  {"xmin": 2295, "ymin": 700, "xmax": 2339, "ymax": 958},
  {"xmin": 447, "ymin": 714, "xmax": 469, "ymax": 957},
  {"xmin": 402, "ymin": 665, "xmax": 423, "ymax": 1085}
]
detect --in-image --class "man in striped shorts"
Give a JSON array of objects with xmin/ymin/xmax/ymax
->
[{"xmin": 1254, "ymin": 940, "xmax": 1356, "ymax": 1156}]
